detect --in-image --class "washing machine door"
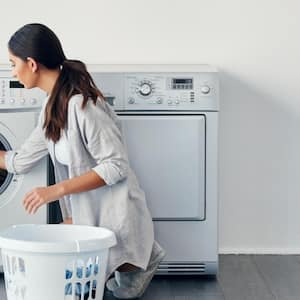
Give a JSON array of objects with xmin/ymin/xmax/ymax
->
[{"xmin": 0, "ymin": 123, "xmax": 23, "ymax": 209}]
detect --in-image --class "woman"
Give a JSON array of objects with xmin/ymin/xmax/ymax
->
[{"xmin": 0, "ymin": 23, "xmax": 165, "ymax": 299}]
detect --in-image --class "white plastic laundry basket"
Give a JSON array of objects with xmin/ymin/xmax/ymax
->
[{"xmin": 0, "ymin": 224, "xmax": 116, "ymax": 300}]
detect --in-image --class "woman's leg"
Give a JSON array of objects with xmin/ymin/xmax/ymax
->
[
  {"xmin": 106, "ymin": 263, "xmax": 140, "ymax": 292},
  {"xmin": 117, "ymin": 263, "xmax": 139, "ymax": 272},
  {"xmin": 111, "ymin": 241, "xmax": 166, "ymax": 299}
]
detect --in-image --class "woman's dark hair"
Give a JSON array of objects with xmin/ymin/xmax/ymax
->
[{"xmin": 8, "ymin": 23, "xmax": 105, "ymax": 142}]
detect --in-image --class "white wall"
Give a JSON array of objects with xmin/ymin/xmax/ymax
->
[{"xmin": 1, "ymin": 0, "xmax": 300, "ymax": 254}]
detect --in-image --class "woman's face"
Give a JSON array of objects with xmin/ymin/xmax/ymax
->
[{"xmin": 9, "ymin": 51, "xmax": 38, "ymax": 89}]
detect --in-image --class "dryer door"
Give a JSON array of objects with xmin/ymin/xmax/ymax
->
[
  {"xmin": 120, "ymin": 114, "xmax": 206, "ymax": 221},
  {"xmin": 0, "ymin": 123, "xmax": 23, "ymax": 209}
]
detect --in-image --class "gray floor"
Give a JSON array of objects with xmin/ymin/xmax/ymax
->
[{"xmin": 1, "ymin": 255, "xmax": 300, "ymax": 300}]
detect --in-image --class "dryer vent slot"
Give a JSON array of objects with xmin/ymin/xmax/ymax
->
[{"xmin": 157, "ymin": 263, "xmax": 206, "ymax": 274}]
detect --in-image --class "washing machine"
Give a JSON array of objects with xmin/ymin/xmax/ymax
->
[
  {"xmin": 90, "ymin": 64, "xmax": 219, "ymax": 275},
  {"xmin": 0, "ymin": 69, "xmax": 48, "ymax": 266}
]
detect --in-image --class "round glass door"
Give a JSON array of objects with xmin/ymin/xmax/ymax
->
[{"xmin": 0, "ymin": 133, "xmax": 13, "ymax": 194}]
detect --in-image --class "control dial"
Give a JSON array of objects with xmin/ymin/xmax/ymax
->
[
  {"xmin": 128, "ymin": 98, "xmax": 135, "ymax": 104},
  {"xmin": 201, "ymin": 85, "xmax": 211, "ymax": 94},
  {"xmin": 138, "ymin": 81, "xmax": 153, "ymax": 96}
]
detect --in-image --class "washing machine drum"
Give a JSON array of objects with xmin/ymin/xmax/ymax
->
[{"xmin": 0, "ymin": 135, "xmax": 13, "ymax": 194}]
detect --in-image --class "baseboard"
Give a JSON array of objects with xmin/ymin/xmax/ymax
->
[{"xmin": 219, "ymin": 248, "xmax": 300, "ymax": 255}]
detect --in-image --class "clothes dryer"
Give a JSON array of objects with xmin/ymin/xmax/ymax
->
[
  {"xmin": 90, "ymin": 65, "xmax": 219, "ymax": 275},
  {"xmin": 0, "ymin": 69, "xmax": 47, "ymax": 266}
]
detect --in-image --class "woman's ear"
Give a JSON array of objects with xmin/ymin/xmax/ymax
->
[{"xmin": 26, "ymin": 57, "xmax": 38, "ymax": 73}]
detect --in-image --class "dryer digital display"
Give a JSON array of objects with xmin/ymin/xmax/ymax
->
[{"xmin": 171, "ymin": 78, "xmax": 193, "ymax": 90}]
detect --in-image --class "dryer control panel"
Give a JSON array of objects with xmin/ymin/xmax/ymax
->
[
  {"xmin": 0, "ymin": 70, "xmax": 46, "ymax": 109},
  {"xmin": 124, "ymin": 72, "xmax": 218, "ymax": 110},
  {"xmin": 90, "ymin": 65, "xmax": 219, "ymax": 111}
]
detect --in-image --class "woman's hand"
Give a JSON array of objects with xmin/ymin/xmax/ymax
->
[
  {"xmin": 23, "ymin": 185, "xmax": 63, "ymax": 214},
  {"xmin": 61, "ymin": 218, "xmax": 73, "ymax": 224},
  {"xmin": 0, "ymin": 150, "xmax": 7, "ymax": 170},
  {"xmin": 22, "ymin": 170, "xmax": 105, "ymax": 214}
]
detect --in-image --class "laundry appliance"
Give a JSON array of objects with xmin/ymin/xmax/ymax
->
[
  {"xmin": 0, "ymin": 69, "xmax": 48, "ymax": 266},
  {"xmin": 90, "ymin": 64, "xmax": 219, "ymax": 275}
]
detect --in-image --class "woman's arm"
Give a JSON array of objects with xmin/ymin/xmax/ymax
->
[
  {"xmin": 0, "ymin": 150, "xmax": 6, "ymax": 170},
  {"xmin": 72, "ymin": 98, "xmax": 129, "ymax": 186},
  {"xmin": 6, "ymin": 125, "xmax": 48, "ymax": 174},
  {"xmin": 23, "ymin": 170, "xmax": 106, "ymax": 214},
  {"xmin": 24, "ymin": 99, "xmax": 128, "ymax": 214},
  {"xmin": 59, "ymin": 170, "xmax": 106, "ymax": 195},
  {"xmin": 5, "ymin": 102, "xmax": 49, "ymax": 174}
]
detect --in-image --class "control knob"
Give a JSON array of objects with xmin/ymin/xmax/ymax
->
[
  {"xmin": 128, "ymin": 98, "xmax": 135, "ymax": 104},
  {"xmin": 201, "ymin": 85, "xmax": 210, "ymax": 94},
  {"xmin": 138, "ymin": 81, "xmax": 152, "ymax": 96}
]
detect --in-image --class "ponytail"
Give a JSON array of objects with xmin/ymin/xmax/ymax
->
[
  {"xmin": 43, "ymin": 59, "xmax": 105, "ymax": 143},
  {"xmin": 8, "ymin": 24, "xmax": 104, "ymax": 143}
]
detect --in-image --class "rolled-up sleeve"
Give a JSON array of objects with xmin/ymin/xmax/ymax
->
[
  {"xmin": 76, "ymin": 103, "xmax": 128, "ymax": 185},
  {"xmin": 4, "ymin": 125, "xmax": 48, "ymax": 175},
  {"xmin": 4, "ymin": 150, "xmax": 17, "ymax": 173},
  {"xmin": 68, "ymin": 97, "xmax": 129, "ymax": 186},
  {"xmin": 91, "ymin": 127, "xmax": 129, "ymax": 185}
]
